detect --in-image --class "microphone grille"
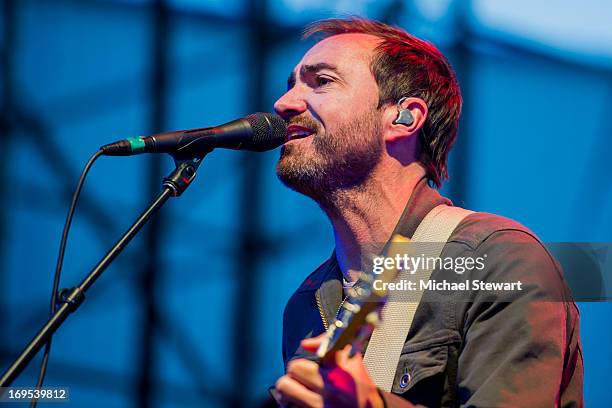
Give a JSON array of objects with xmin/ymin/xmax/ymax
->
[{"xmin": 245, "ymin": 112, "xmax": 287, "ymax": 151}]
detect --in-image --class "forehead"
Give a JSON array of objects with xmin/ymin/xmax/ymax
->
[{"xmin": 297, "ymin": 33, "xmax": 380, "ymax": 73}]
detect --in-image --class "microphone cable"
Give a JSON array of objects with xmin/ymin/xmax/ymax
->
[{"xmin": 30, "ymin": 149, "xmax": 104, "ymax": 408}]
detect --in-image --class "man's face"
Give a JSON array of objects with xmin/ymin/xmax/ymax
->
[{"xmin": 274, "ymin": 33, "xmax": 384, "ymax": 202}]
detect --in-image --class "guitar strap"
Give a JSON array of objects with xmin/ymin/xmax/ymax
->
[{"xmin": 363, "ymin": 204, "xmax": 474, "ymax": 392}]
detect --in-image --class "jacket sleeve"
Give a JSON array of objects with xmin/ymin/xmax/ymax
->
[{"xmin": 455, "ymin": 230, "xmax": 583, "ymax": 407}]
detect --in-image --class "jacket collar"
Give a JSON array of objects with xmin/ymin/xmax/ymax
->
[{"xmin": 393, "ymin": 176, "xmax": 453, "ymax": 238}]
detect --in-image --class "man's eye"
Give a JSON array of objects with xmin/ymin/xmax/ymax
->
[{"xmin": 315, "ymin": 76, "xmax": 333, "ymax": 87}]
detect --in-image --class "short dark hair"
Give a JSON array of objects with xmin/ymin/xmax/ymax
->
[{"xmin": 303, "ymin": 17, "xmax": 462, "ymax": 187}]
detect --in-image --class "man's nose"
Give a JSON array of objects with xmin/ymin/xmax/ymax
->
[{"xmin": 274, "ymin": 89, "xmax": 307, "ymax": 120}]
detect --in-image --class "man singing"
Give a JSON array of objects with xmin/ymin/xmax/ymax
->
[{"xmin": 273, "ymin": 17, "xmax": 583, "ymax": 407}]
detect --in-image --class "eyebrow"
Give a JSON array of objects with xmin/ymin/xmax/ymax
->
[{"xmin": 287, "ymin": 62, "xmax": 342, "ymax": 89}]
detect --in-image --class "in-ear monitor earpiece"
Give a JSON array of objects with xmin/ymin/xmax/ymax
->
[{"xmin": 392, "ymin": 96, "xmax": 415, "ymax": 126}]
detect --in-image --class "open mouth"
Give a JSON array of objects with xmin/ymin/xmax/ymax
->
[{"xmin": 286, "ymin": 125, "xmax": 315, "ymax": 142}]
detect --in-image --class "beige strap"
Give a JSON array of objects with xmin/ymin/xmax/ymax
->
[{"xmin": 363, "ymin": 205, "xmax": 474, "ymax": 392}]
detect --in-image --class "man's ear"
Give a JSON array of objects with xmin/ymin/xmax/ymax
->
[{"xmin": 383, "ymin": 97, "xmax": 428, "ymax": 143}]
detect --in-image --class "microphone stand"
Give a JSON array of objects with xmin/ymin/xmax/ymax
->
[{"xmin": 0, "ymin": 155, "xmax": 205, "ymax": 388}]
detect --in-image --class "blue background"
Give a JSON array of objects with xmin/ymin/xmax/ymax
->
[{"xmin": 0, "ymin": 0, "xmax": 610, "ymax": 406}]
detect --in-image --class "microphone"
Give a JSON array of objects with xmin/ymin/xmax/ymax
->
[{"xmin": 100, "ymin": 112, "xmax": 287, "ymax": 157}]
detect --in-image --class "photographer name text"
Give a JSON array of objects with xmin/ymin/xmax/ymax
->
[{"xmin": 374, "ymin": 279, "xmax": 523, "ymax": 292}]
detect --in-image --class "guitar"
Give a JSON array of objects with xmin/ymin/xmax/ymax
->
[{"xmin": 270, "ymin": 234, "xmax": 410, "ymax": 405}]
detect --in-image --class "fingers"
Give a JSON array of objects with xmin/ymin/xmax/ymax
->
[
  {"xmin": 300, "ymin": 333, "xmax": 354, "ymax": 361},
  {"xmin": 319, "ymin": 344, "xmax": 354, "ymax": 369},
  {"xmin": 275, "ymin": 375, "xmax": 323, "ymax": 408},
  {"xmin": 300, "ymin": 333, "xmax": 325, "ymax": 352},
  {"xmin": 287, "ymin": 359, "xmax": 325, "ymax": 393},
  {"xmin": 275, "ymin": 351, "xmax": 378, "ymax": 408}
]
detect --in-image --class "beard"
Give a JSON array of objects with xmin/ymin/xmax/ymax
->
[{"xmin": 276, "ymin": 107, "xmax": 383, "ymax": 205}]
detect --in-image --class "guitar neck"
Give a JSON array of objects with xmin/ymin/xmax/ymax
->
[{"xmin": 315, "ymin": 234, "xmax": 410, "ymax": 362}]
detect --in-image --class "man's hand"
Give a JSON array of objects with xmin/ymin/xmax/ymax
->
[{"xmin": 274, "ymin": 335, "xmax": 384, "ymax": 408}]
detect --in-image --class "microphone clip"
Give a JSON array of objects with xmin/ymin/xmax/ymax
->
[{"xmin": 163, "ymin": 156, "xmax": 204, "ymax": 197}]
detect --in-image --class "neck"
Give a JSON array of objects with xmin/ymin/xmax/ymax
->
[{"xmin": 322, "ymin": 162, "xmax": 426, "ymax": 282}]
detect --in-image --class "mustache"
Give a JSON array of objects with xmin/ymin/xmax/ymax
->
[{"xmin": 286, "ymin": 115, "xmax": 320, "ymax": 132}]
